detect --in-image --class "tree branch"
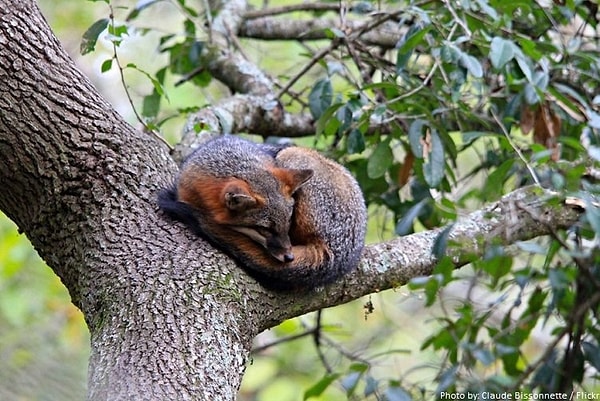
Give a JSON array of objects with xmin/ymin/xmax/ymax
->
[
  {"xmin": 173, "ymin": 94, "xmax": 315, "ymax": 161},
  {"xmin": 243, "ymin": 2, "xmax": 352, "ymax": 18},
  {"xmin": 239, "ymin": 17, "xmax": 402, "ymax": 49},
  {"xmin": 255, "ymin": 185, "xmax": 582, "ymax": 332},
  {"xmin": 178, "ymin": 0, "xmax": 416, "ymax": 152}
]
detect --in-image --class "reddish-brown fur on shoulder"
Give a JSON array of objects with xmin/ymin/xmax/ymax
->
[
  {"xmin": 267, "ymin": 166, "xmax": 312, "ymax": 198},
  {"xmin": 177, "ymin": 171, "xmax": 260, "ymax": 224},
  {"xmin": 288, "ymin": 190, "xmax": 315, "ymax": 244}
]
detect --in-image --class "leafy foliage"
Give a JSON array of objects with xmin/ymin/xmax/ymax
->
[{"xmin": 0, "ymin": 214, "xmax": 88, "ymax": 400}]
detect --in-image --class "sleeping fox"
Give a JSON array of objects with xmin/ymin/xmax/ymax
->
[{"xmin": 158, "ymin": 136, "xmax": 367, "ymax": 290}]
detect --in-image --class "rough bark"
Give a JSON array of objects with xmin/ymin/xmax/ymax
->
[
  {"xmin": 0, "ymin": 1, "xmax": 584, "ymax": 400},
  {"xmin": 240, "ymin": 17, "xmax": 402, "ymax": 48}
]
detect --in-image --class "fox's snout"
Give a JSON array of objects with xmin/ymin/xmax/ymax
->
[
  {"xmin": 230, "ymin": 226, "xmax": 294, "ymax": 263},
  {"xmin": 266, "ymin": 237, "xmax": 294, "ymax": 263},
  {"xmin": 270, "ymin": 249, "xmax": 294, "ymax": 263}
]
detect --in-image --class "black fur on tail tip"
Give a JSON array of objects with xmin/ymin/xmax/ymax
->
[{"xmin": 157, "ymin": 186, "xmax": 203, "ymax": 236}]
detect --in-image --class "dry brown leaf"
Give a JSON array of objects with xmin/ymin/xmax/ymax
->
[
  {"xmin": 398, "ymin": 151, "xmax": 414, "ymax": 187},
  {"xmin": 520, "ymin": 104, "xmax": 536, "ymax": 135},
  {"xmin": 533, "ymin": 102, "xmax": 562, "ymax": 161}
]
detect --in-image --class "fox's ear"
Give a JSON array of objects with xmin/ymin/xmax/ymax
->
[
  {"xmin": 272, "ymin": 168, "xmax": 314, "ymax": 196},
  {"xmin": 223, "ymin": 182, "xmax": 258, "ymax": 211}
]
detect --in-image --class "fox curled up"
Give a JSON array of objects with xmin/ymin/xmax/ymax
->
[{"xmin": 158, "ymin": 135, "xmax": 367, "ymax": 290}]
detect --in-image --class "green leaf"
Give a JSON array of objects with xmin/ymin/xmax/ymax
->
[
  {"xmin": 108, "ymin": 23, "xmax": 128, "ymax": 38},
  {"xmin": 482, "ymin": 159, "xmax": 514, "ymax": 201},
  {"xmin": 533, "ymin": 70, "xmax": 549, "ymax": 91},
  {"xmin": 424, "ymin": 275, "xmax": 443, "ymax": 306},
  {"xmin": 367, "ymin": 139, "xmax": 393, "ymax": 179},
  {"xmin": 126, "ymin": 0, "xmax": 162, "ymax": 21},
  {"xmin": 142, "ymin": 91, "xmax": 161, "ymax": 118},
  {"xmin": 341, "ymin": 372, "xmax": 361, "ymax": 395},
  {"xmin": 438, "ymin": 197, "xmax": 457, "ymax": 220},
  {"xmin": 396, "ymin": 24, "xmax": 431, "ymax": 73},
  {"xmin": 80, "ymin": 18, "xmax": 109, "ymax": 55},
  {"xmin": 364, "ymin": 376, "xmax": 378, "ymax": 396},
  {"xmin": 303, "ymin": 373, "xmax": 340, "ymax": 400},
  {"xmin": 515, "ymin": 55, "xmax": 533, "ymax": 83},
  {"xmin": 432, "ymin": 225, "xmax": 454, "ymax": 260},
  {"xmin": 384, "ymin": 386, "xmax": 412, "ymax": 401},
  {"xmin": 125, "ymin": 63, "xmax": 167, "ymax": 99},
  {"xmin": 517, "ymin": 37, "xmax": 543, "ymax": 61},
  {"xmin": 461, "ymin": 131, "xmax": 496, "ymax": 146},
  {"xmin": 167, "ymin": 40, "xmax": 204, "ymax": 75},
  {"xmin": 435, "ymin": 366, "xmax": 458, "ymax": 393},
  {"xmin": 472, "ymin": 346, "xmax": 495, "ymax": 366},
  {"xmin": 588, "ymin": 110, "xmax": 600, "ymax": 129},
  {"xmin": 489, "ymin": 37, "xmax": 515, "ymax": 69},
  {"xmin": 422, "ymin": 323, "xmax": 452, "ymax": 351},
  {"xmin": 443, "ymin": 44, "xmax": 483, "ymax": 78},
  {"xmin": 395, "ymin": 198, "xmax": 429, "ymax": 235},
  {"xmin": 396, "ymin": 51, "xmax": 412, "ymax": 73},
  {"xmin": 474, "ymin": 0, "xmax": 498, "ymax": 19},
  {"xmin": 481, "ymin": 247, "xmax": 512, "ymax": 284},
  {"xmin": 349, "ymin": 362, "xmax": 369, "ymax": 373},
  {"xmin": 515, "ymin": 241, "xmax": 547, "ymax": 254},
  {"xmin": 308, "ymin": 78, "xmax": 333, "ymax": 119},
  {"xmin": 100, "ymin": 58, "xmax": 113, "ymax": 73},
  {"xmin": 585, "ymin": 202, "xmax": 600, "ymax": 235},
  {"xmin": 315, "ymin": 103, "xmax": 344, "ymax": 137},
  {"xmin": 423, "ymin": 129, "xmax": 445, "ymax": 187},
  {"xmin": 107, "ymin": 23, "xmax": 128, "ymax": 46},
  {"xmin": 582, "ymin": 341, "xmax": 600, "ymax": 371},
  {"xmin": 433, "ymin": 256, "xmax": 455, "ymax": 284},
  {"xmin": 458, "ymin": 52, "xmax": 483, "ymax": 78},
  {"xmin": 347, "ymin": 128, "xmax": 366, "ymax": 154},
  {"xmin": 397, "ymin": 24, "xmax": 431, "ymax": 55},
  {"xmin": 324, "ymin": 27, "xmax": 345, "ymax": 39},
  {"xmin": 408, "ymin": 119, "xmax": 426, "ymax": 158}
]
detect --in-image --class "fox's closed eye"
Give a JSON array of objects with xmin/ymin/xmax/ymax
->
[{"xmin": 158, "ymin": 135, "xmax": 366, "ymax": 290}]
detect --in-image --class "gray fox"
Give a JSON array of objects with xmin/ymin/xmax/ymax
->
[{"xmin": 158, "ymin": 135, "xmax": 367, "ymax": 290}]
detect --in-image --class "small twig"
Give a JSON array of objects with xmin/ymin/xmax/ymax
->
[
  {"xmin": 491, "ymin": 109, "xmax": 541, "ymax": 186},
  {"xmin": 251, "ymin": 327, "xmax": 318, "ymax": 354},
  {"xmin": 276, "ymin": 39, "xmax": 340, "ymax": 99},
  {"xmin": 313, "ymin": 310, "xmax": 333, "ymax": 373},
  {"xmin": 386, "ymin": 61, "xmax": 439, "ymax": 104},
  {"xmin": 199, "ymin": 0, "xmax": 213, "ymax": 43},
  {"xmin": 224, "ymin": 22, "xmax": 250, "ymax": 60},
  {"xmin": 442, "ymin": 0, "xmax": 471, "ymax": 38},
  {"xmin": 174, "ymin": 66, "xmax": 206, "ymax": 87},
  {"xmin": 510, "ymin": 290, "xmax": 600, "ymax": 391},
  {"xmin": 108, "ymin": 7, "xmax": 172, "ymax": 150},
  {"xmin": 320, "ymin": 334, "xmax": 373, "ymax": 366},
  {"xmin": 383, "ymin": 22, "xmax": 457, "ymax": 106},
  {"xmin": 244, "ymin": 2, "xmax": 349, "ymax": 19}
]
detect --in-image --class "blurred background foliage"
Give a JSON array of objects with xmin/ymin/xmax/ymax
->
[
  {"xmin": 0, "ymin": 213, "xmax": 88, "ymax": 400},
  {"xmin": 2, "ymin": 0, "xmax": 600, "ymax": 399}
]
